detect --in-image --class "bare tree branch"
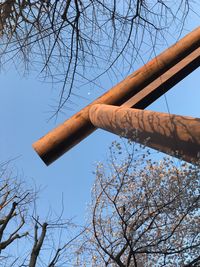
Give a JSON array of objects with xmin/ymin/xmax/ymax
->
[
  {"xmin": 0, "ymin": 0, "xmax": 198, "ymax": 115},
  {"xmin": 77, "ymin": 141, "xmax": 200, "ymax": 266}
]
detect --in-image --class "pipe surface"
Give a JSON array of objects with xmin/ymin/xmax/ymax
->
[
  {"xmin": 122, "ymin": 47, "xmax": 200, "ymax": 109},
  {"xmin": 33, "ymin": 27, "xmax": 200, "ymax": 165},
  {"xmin": 89, "ymin": 104, "xmax": 200, "ymax": 164}
]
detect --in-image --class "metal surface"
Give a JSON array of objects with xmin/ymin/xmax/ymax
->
[
  {"xmin": 122, "ymin": 47, "xmax": 200, "ymax": 109},
  {"xmin": 33, "ymin": 27, "xmax": 200, "ymax": 165},
  {"xmin": 89, "ymin": 104, "xmax": 200, "ymax": 164}
]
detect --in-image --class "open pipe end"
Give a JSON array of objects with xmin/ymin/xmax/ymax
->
[{"xmin": 32, "ymin": 141, "xmax": 51, "ymax": 166}]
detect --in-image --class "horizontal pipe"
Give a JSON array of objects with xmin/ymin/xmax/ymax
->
[
  {"xmin": 89, "ymin": 104, "xmax": 200, "ymax": 164},
  {"xmin": 33, "ymin": 27, "xmax": 200, "ymax": 165}
]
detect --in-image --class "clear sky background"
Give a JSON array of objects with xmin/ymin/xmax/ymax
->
[{"xmin": 0, "ymin": 11, "xmax": 199, "ymax": 225}]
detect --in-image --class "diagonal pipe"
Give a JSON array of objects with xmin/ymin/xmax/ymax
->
[{"xmin": 33, "ymin": 27, "xmax": 200, "ymax": 165}]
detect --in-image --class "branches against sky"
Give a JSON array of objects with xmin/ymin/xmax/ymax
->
[
  {"xmin": 0, "ymin": 0, "xmax": 198, "ymax": 114},
  {"xmin": 76, "ymin": 141, "xmax": 200, "ymax": 266},
  {"xmin": 0, "ymin": 161, "xmax": 85, "ymax": 267}
]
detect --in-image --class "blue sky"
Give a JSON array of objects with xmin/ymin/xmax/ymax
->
[{"xmin": 0, "ymin": 15, "xmax": 199, "ymax": 225}]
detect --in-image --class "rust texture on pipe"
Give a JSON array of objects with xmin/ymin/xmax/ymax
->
[
  {"xmin": 122, "ymin": 47, "xmax": 200, "ymax": 109},
  {"xmin": 89, "ymin": 104, "xmax": 200, "ymax": 164},
  {"xmin": 33, "ymin": 27, "xmax": 200, "ymax": 165}
]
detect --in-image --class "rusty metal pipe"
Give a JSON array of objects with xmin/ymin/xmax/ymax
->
[
  {"xmin": 33, "ymin": 27, "xmax": 200, "ymax": 165},
  {"xmin": 89, "ymin": 104, "xmax": 200, "ymax": 163}
]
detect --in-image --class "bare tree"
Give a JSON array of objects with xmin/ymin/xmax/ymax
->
[
  {"xmin": 0, "ymin": 0, "xmax": 198, "ymax": 114},
  {"xmin": 0, "ymin": 160, "xmax": 31, "ymax": 264},
  {"xmin": 0, "ymin": 161, "xmax": 85, "ymax": 266},
  {"xmin": 76, "ymin": 141, "xmax": 200, "ymax": 266}
]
